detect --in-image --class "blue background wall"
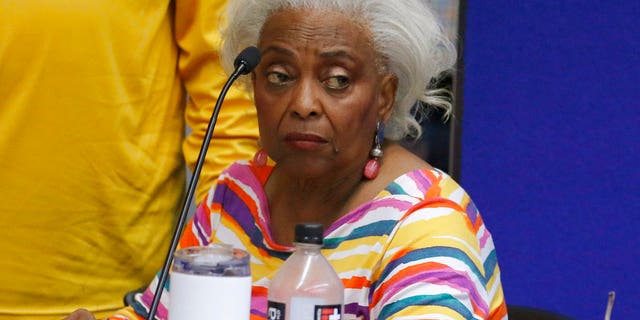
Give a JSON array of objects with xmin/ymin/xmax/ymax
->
[{"xmin": 462, "ymin": 2, "xmax": 639, "ymax": 319}]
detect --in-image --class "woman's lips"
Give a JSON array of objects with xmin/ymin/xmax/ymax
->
[{"xmin": 284, "ymin": 133, "xmax": 328, "ymax": 150}]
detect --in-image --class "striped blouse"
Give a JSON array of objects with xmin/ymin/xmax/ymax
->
[{"xmin": 115, "ymin": 161, "xmax": 507, "ymax": 320}]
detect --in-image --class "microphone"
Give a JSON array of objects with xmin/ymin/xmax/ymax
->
[
  {"xmin": 146, "ymin": 46, "xmax": 261, "ymax": 320},
  {"xmin": 234, "ymin": 46, "xmax": 261, "ymax": 75}
]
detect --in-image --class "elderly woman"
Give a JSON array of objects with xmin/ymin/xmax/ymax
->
[{"xmin": 67, "ymin": 0, "xmax": 507, "ymax": 319}]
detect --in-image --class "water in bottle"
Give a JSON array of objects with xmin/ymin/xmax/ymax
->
[{"xmin": 267, "ymin": 223, "xmax": 344, "ymax": 320}]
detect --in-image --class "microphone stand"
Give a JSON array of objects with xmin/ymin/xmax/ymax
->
[{"xmin": 146, "ymin": 47, "xmax": 259, "ymax": 320}]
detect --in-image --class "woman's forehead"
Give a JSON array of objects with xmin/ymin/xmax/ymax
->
[{"xmin": 258, "ymin": 8, "xmax": 375, "ymax": 57}]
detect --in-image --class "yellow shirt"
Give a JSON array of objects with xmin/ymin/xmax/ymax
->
[{"xmin": 0, "ymin": 1, "xmax": 258, "ymax": 319}]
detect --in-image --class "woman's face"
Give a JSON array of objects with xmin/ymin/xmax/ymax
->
[{"xmin": 253, "ymin": 8, "xmax": 396, "ymax": 179}]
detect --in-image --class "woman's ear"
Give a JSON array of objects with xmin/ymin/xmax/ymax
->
[{"xmin": 377, "ymin": 73, "xmax": 398, "ymax": 122}]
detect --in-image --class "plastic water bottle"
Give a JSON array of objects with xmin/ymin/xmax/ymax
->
[{"xmin": 267, "ymin": 223, "xmax": 344, "ymax": 320}]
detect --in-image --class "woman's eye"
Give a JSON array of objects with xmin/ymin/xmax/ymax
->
[
  {"xmin": 266, "ymin": 72, "xmax": 290, "ymax": 85},
  {"xmin": 324, "ymin": 75, "xmax": 350, "ymax": 90}
]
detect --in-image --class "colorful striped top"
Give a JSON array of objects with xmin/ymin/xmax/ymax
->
[{"xmin": 114, "ymin": 161, "xmax": 507, "ymax": 320}]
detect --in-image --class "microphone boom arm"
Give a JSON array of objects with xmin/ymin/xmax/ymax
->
[{"xmin": 146, "ymin": 47, "xmax": 260, "ymax": 320}]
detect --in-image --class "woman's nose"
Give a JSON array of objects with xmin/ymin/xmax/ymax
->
[{"xmin": 289, "ymin": 79, "xmax": 322, "ymax": 119}]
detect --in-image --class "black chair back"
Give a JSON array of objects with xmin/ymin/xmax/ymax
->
[{"xmin": 508, "ymin": 305, "xmax": 574, "ymax": 320}]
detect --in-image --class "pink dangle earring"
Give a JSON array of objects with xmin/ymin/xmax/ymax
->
[
  {"xmin": 364, "ymin": 121, "xmax": 384, "ymax": 180},
  {"xmin": 253, "ymin": 139, "xmax": 268, "ymax": 167}
]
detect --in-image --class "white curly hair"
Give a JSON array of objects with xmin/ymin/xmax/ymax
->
[{"xmin": 220, "ymin": 0, "xmax": 457, "ymax": 141}]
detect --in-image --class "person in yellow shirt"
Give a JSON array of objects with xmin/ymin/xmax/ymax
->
[{"xmin": 0, "ymin": 1, "xmax": 258, "ymax": 319}]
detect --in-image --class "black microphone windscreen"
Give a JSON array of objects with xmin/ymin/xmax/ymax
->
[{"xmin": 234, "ymin": 46, "xmax": 261, "ymax": 75}]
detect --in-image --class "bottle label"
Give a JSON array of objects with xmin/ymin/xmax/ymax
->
[
  {"xmin": 268, "ymin": 301, "xmax": 286, "ymax": 320},
  {"xmin": 314, "ymin": 304, "xmax": 342, "ymax": 320},
  {"xmin": 267, "ymin": 300, "xmax": 342, "ymax": 320}
]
